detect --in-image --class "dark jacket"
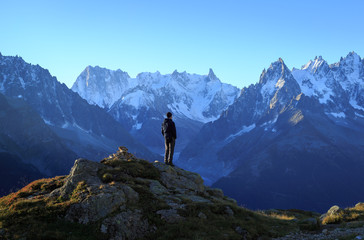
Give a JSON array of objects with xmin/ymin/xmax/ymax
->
[{"xmin": 161, "ymin": 118, "xmax": 177, "ymax": 140}]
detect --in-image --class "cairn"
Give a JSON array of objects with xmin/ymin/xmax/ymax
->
[{"xmin": 102, "ymin": 146, "xmax": 138, "ymax": 163}]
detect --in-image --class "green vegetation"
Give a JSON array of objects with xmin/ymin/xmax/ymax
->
[
  {"xmin": 0, "ymin": 176, "xmax": 106, "ymax": 240},
  {"xmin": 148, "ymin": 202, "xmax": 299, "ymax": 240},
  {"xmin": 99, "ymin": 157, "xmax": 160, "ymax": 183}
]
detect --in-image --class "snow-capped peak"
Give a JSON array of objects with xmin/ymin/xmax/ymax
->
[
  {"xmin": 73, "ymin": 67, "xmax": 240, "ymax": 123},
  {"xmin": 301, "ymin": 56, "xmax": 328, "ymax": 74}
]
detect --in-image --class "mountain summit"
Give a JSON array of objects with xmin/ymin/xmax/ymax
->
[
  {"xmin": 72, "ymin": 67, "xmax": 240, "ymax": 152},
  {"xmin": 178, "ymin": 52, "xmax": 364, "ymax": 212}
]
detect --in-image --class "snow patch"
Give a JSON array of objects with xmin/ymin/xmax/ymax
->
[
  {"xmin": 350, "ymin": 99, "xmax": 364, "ymax": 111},
  {"xmin": 355, "ymin": 112, "xmax": 364, "ymax": 118},
  {"xmin": 43, "ymin": 119, "xmax": 53, "ymax": 126},
  {"xmin": 225, "ymin": 124, "xmax": 256, "ymax": 142},
  {"xmin": 133, "ymin": 122, "xmax": 143, "ymax": 130},
  {"xmin": 19, "ymin": 77, "xmax": 25, "ymax": 89},
  {"xmin": 292, "ymin": 69, "xmax": 333, "ymax": 104},
  {"xmin": 328, "ymin": 112, "xmax": 346, "ymax": 118}
]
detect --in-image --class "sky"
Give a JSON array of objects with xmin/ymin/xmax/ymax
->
[{"xmin": 0, "ymin": 0, "xmax": 363, "ymax": 89}]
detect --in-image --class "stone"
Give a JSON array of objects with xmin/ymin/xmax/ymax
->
[
  {"xmin": 50, "ymin": 158, "xmax": 106, "ymax": 199},
  {"xmin": 100, "ymin": 224, "xmax": 108, "ymax": 234},
  {"xmin": 322, "ymin": 229, "xmax": 328, "ymax": 235},
  {"xmin": 198, "ymin": 212, "xmax": 207, "ymax": 219},
  {"xmin": 176, "ymin": 194, "xmax": 211, "ymax": 203},
  {"xmin": 102, "ymin": 209, "xmax": 150, "ymax": 240},
  {"xmin": 156, "ymin": 209, "xmax": 184, "ymax": 223},
  {"xmin": 65, "ymin": 184, "xmax": 138, "ymax": 224},
  {"xmin": 153, "ymin": 162, "xmax": 205, "ymax": 192},
  {"xmin": 355, "ymin": 202, "xmax": 364, "ymax": 209},
  {"xmin": 235, "ymin": 226, "xmax": 249, "ymax": 239},
  {"xmin": 206, "ymin": 187, "xmax": 224, "ymax": 198},
  {"xmin": 225, "ymin": 206, "xmax": 234, "ymax": 217},
  {"xmin": 149, "ymin": 180, "xmax": 169, "ymax": 196},
  {"xmin": 327, "ymin": 205, "xmax": 342, "ymax": 216}
]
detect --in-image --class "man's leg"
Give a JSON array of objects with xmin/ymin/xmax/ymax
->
[
  {"xmin": 168, "ymin": 138, "xmax": 175, "ymax": 165},
  {"xmin": 164, "ymin": 138, "xmax": 170, "ymax": 164}
]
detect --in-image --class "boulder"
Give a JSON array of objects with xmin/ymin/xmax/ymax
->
[
  {"xmin": 101, "ymin": 209, "xmax": 151, "ymax": 240},
  {"xmin": 153, "ymin": 162, "xmax": 205, "ymax": 193}
]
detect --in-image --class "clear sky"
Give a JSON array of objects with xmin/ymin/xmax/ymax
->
[{"xmin": 1, "ymin": 0, "xmax": 363, "ymax": 89}]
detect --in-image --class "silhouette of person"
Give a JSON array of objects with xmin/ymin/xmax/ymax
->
[{"xmin": 161, "ymin": 112, "xmax": 177, "ymax": 166}]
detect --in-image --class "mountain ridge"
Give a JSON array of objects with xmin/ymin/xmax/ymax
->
[
  {"xmin": 72, "ymin": 65, "xmax": 240, "ymax": 153},
  {"xmin": 178, "ymin": 52, "xmax": 364, "ymax": 212}
]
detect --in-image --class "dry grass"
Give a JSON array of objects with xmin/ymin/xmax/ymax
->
[
  {"xmin": 257, "ymin": 211, "xmax": 296, "ymax": 221},
  {"xmin": 322, "ymin": 213, "xmax": 343, "ymax": 225}
]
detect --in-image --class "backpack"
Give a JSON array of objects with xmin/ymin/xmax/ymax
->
[{"xmin": 162, "ymin": 120, "xmax": 173, "ymax": 140}]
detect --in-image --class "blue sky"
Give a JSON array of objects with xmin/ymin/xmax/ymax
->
[{"xmin": 0, "ymin": 0, "xmax": 363, "ymax": 88}]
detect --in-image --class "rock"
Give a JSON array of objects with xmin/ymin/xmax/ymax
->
[
  {"xmin": 102, "ymin": 209, "xmax": 150, "ymax": 240},
  {"xmin": 65, "ymin": 184, "xmax": 138, "ymax": 224},
  {"xmin": 235, "ymin": 226, "xmax": 249, "ymax": 239},
  {"xmin": 156, "ymin": 209, "xmax": 184, "ymax": 223},
  {"xmin": 235, "ymin": 226, "xmax": 243, "ymax": 234},
  {"xmin": 206, "ymin": 187, "xmax": 224, "ymax": 198},
  {"xmin": 149, "ymin": 180, "xmax": 169, "ymax": 196},
  {"xmin": 100, "ymin": 224, "xmax": 107, "ymax": 234},
  {"xmin": 355, "ymin": 202, "xmax": 364, "ymax": 209},
  {"xmin": 153, "ymin": 162, "xmax": 205, "ymax": 193},
  {"xmin": 322, "ymin": 229, "xmax": 328, "ymax": 235},
  {"xmin": 176, "ymin": 194, "xmax": 211, "ymax": 203},
  {"xmin": 198, "ymin": 212, "xmax": 207, "ymax": 219},
  {"xmin": 225, "ymin": 206, "xmax": 234, "ymax": 217},
  {"xmin": 50, "ymin": 158, "xmax": 106, "ymax": 199},
  {"xmin": 327, "ymin": 205, "xmax": 342, "ymax": 216}
]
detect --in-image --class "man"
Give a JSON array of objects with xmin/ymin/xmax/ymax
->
[{"xmin": 161, "ymin": 112, "xmax": 177, "ymax": 166}]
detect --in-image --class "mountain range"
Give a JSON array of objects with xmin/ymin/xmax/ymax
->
[
  {"xmin": 178, "ymin": 52, "xmax": 364, "ymax": 212},
  {"xmin": 1, "ymin": 51, "xmax": 363, "ymax": 212},
  {"xmin": 72, "ymin": 67, "xmax": 239, "ymax": 153},
  {"xmin": 0, "ymin": 53, "xmax": 158, "ymax": 194}
]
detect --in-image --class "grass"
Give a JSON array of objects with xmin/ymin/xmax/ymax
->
[
  {"xmin": 0, "ymin": 176, "xmax": 107, "ymax": 240},
  {"xmin": 147, "ymin": 202, "xmax": 298, "ymax": 240},
  {"xmin": 258, "ymin": 211, "xmax": 296, "ymax": 221},
  {"xmin": 99, "ymin": 157, "xmax": 160, "ymax": 184},
  {"xmin": 322, "ymin": 203, "xmax": 364, "ymax": 225}
]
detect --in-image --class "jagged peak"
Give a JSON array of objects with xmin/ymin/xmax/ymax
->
[
  {"xmin": 259, "ymin": 58, "xmax": 290, "ymax": 85},
  {"xmin": 171, "ymin": 69, "xmax": 188, "ymax": 79},
  {"xmin": 208, "ymin": 68, "xmax": 217, "ymax": 80},
  {"xmin": 341, "ymin": 51, "xmax": 361, "ymax": 63},
  {"xmin": 301, "ymin": 55, "xmax": 328, "ymax": 73}
]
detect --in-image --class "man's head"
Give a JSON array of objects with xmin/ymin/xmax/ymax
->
[{"xmin": 166, "ymin": 112, "xmax": 172, "ymax": 119}]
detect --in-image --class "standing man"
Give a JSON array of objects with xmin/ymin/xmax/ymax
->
[{"xmin": 161, "ymin": 112, "xmax": 177, "ymax": 166}]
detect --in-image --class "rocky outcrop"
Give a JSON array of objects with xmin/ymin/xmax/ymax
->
[{"xmin": 46, "ymin": 147, "xmax": 238, "ymax": 239}]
